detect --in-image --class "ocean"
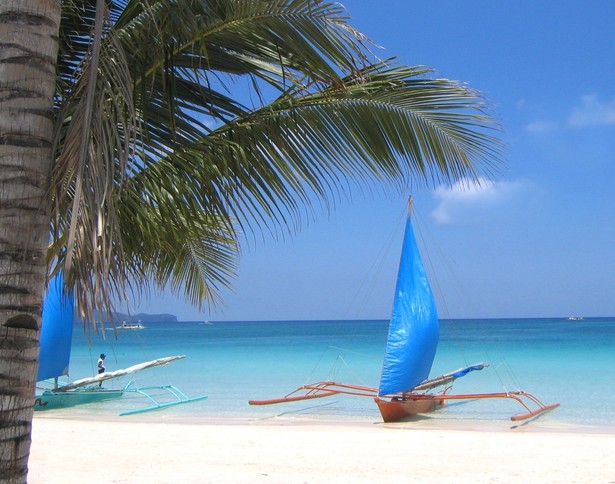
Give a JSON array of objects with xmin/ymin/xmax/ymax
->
[{"xmin": 38, "ymin": 317, "xmax": 615, "ymax": 429}]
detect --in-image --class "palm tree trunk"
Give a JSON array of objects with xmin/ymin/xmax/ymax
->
[{"xmin": 0, "ymin": 1, "xmax": 60, "ymax": 482}]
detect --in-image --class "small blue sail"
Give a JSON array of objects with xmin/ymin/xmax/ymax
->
[
  {"xmin": 37, "ymin": 272, "xmax": 74, "ymax": 382},
  {"xmin": 378, "ymin": 210, "xmax": 439, "ymax": 396}
]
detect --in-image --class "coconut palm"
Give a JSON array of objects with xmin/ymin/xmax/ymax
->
[{"xmin": 0, "ymin": 0, "xmax": 503, "ymax": 480}]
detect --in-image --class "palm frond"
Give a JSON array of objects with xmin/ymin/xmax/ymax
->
[
  {"xmin": 51, "ymin": 0, "xmax": 504, "ymax": 324},
  {"xmin": 137, "ymin": 62, "xmax": 503, "ymax": 238},
  {"xmin": 52, "ymin": 0, "xmax": 138, "ymax": 320}
]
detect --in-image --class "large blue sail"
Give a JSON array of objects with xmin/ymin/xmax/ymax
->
[
  {"xmin": 378, "ymin": 209, "xmax": 439, "ymax": 396},
  {"xmin": 37, "ymin": 272, "xmax": 74, "ymax": 382}
]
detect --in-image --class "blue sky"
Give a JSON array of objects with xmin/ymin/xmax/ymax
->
[{"xmin": 133, "ymin": 1, "xmax": 615, "ymax": 321}]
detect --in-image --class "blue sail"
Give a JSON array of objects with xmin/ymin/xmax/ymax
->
[
  {"xmin": 37, "ymin": 272, "xmax": 75, "ymax": 382},
  {"xmin": 378, "ymin": 211, "xmax": 439, "ymax": 396}
]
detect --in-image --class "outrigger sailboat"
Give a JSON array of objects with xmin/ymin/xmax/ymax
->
[
  {"xmin": 249, "ymin": 199, "xmax": 559, "ymax": 423},
  {"xmin": 35, "ymin": 273, "xmax": 207, "ymax": 415}
]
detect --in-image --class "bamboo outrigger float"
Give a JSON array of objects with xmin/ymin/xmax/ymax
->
[{"xmin": 249, "ymin": 199, "xmax": 559, "ymax": 423}]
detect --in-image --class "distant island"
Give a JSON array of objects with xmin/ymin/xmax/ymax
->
[{"xmin": 86, "ymin": 311, "xmax": 178, "ymax": 323}]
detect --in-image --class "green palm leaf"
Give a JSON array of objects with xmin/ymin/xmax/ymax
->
[{"xmin": 51, "ymin": 0, "xmax": 504, "ymax": 323}]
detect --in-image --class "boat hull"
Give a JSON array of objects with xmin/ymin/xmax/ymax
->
[
  {"xmin": 34, "ymin": 387, "xmax": 124, "ymax": 411},
  {"xmin": 374, "ymin": 396, "xmax": 441, "ymax": 422}
]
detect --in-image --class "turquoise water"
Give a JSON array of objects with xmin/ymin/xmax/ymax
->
[{"xmin": 42, "ymin": 318, "xmax": 615, "ymax": 428}]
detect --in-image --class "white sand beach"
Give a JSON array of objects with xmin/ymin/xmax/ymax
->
[{"xmin": 29, "ymin": 417, "xmax": 615, "ymax": 483}]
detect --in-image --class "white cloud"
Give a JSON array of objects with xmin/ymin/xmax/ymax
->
[
  {"xmin": 430, "ymin": 177, "xmax": 523, "ymax": 224},
  {"xmin": 522, "ymin": 94, "xmax": 615, "ymax": 133},
  {"xmin": 525, "ymin": 119, "xmax": 559, "ymax": 133},
  {"xmin": 566, "ymin": 95, "xmax": 615, "ymax": 128}
]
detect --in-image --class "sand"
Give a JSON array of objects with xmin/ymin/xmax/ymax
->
[{"xmin": 28, "ymin": 416, "xmax": 615, "ymax": 483}]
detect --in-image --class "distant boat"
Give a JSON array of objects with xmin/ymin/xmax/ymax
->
[
  {"xmin": 250, "ymin": 198, "xmax": 560, "ymax": 422},
  {"xmin": 35, "ymin": 273, "xmax": 207, "ymax": 414},
  {"xmin": 120, "ymin": 321, "xmax": 146, "ymax": 329},
  {"xmin": 568, "ymin": 316, "xmax": 584, "ymax": 321}
]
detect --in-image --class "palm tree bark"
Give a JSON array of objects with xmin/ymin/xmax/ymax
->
[{"xmin": 0, "ymin": 0, "xmax": 60, "ymax": 482}]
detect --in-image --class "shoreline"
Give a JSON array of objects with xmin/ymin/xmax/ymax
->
[
  {"xmin": 29, "ymin": 416, "xmax": 615, "ymax": 483},
  {"xmin": 32, "ymin": 409, "xmax": 615, "ymax": 434}
]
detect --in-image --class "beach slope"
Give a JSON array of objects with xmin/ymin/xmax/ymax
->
[{"xmin": 30, "ymin": 418, "xmax": 614, "ymax": 483}]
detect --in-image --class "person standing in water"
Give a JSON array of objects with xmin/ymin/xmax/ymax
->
[{"xmin": 97, "ymin": 353, "xmax": 106, "ymax": 387}]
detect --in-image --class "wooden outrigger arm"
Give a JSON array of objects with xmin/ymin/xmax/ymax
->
[
  {"xmin": 249, "ymin": 380, "xmax": 560, "ymax": 422},
  {"xmin": 249, "ymin": 381, "xmax": 378, "ymax": 405},
  {"xmin": 396, "ymin": 389, "xmax": 560, "ymax": 421}
]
